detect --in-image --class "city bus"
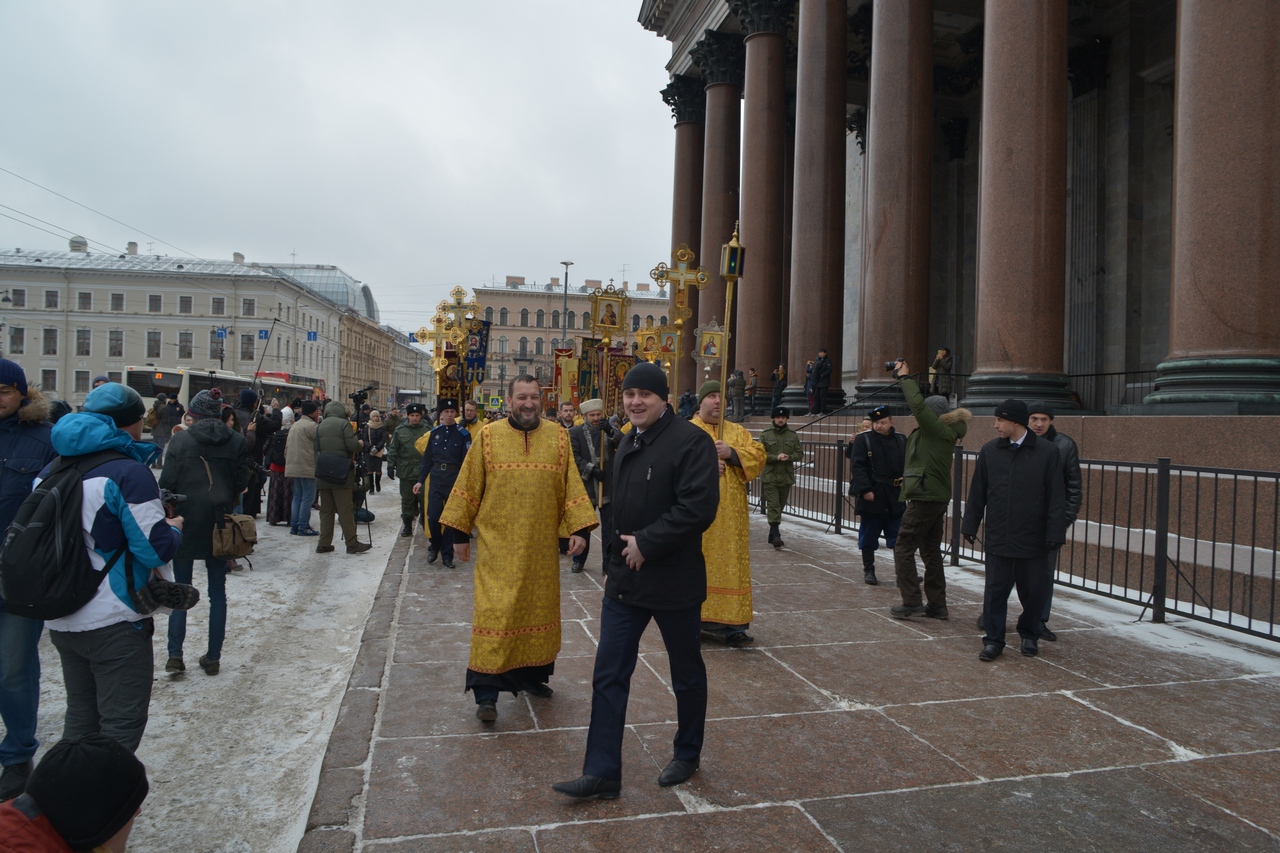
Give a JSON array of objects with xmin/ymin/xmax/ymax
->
[
  {"xmin": 254, "ymin": 371, "xmax": 326, "ymax": 403},
  {"xmin": 125, "ymin": 366, "xmax": 255, "ymax": 411}
]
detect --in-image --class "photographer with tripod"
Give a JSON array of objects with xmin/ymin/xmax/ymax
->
[{"xmin": 314, "ymin": 400, "xmax": 371, "ymax": 555}]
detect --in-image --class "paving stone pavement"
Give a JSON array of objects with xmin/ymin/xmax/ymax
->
[{"xmin": 298, "ymin": 512, "xmax": 1280, "ymax": 852}]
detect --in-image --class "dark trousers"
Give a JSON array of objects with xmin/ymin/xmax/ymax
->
[
  {"xmin": 893, "ymin": 500, "xmax": 948, "ymax": 607},
  {"xmin": 983, "ymin": 553, "xmax": 1050, "ymax": 650},
  {"xmin": 426, "ymin": 481, "xmax": 456, "ymax": 558},
  {"xmin": 858, "ymin": 513, "xmax": 902, "ymax": 564},
  {"xmin": 579, "ymin": 504, "xmax": 612, "ymax": 567},
  {"xmin": 811, "ymin": 387, "xmax": 828, "ymax": 414},
  {"xmin": 583, "ymin": 597, "xmax": 706, "ymax": 781},
  {"xmin": 1042, "ymin": 548, "xmax": 1059, "ymax": 623},
  {"xmin": 50, "ymin": 619, "xmax": 155, "ymax": 753}
]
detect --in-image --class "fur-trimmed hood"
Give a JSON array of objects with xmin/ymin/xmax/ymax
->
[
  {"xmin": 939, "ymin": 407, "xmax": 972, "ymax": 428},
  {"xmin": 18, "ymin": 386, "xmax": 50, "ymax": 424}
]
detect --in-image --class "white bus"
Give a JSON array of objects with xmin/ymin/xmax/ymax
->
[{"xmin": 125, "ymin": 366, "xmax": 255, "ymax": 411}]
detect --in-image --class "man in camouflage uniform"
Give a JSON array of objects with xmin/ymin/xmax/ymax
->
[{"xmin": 387, "ymin": 402, "xmax": 430, "ymax": 536}]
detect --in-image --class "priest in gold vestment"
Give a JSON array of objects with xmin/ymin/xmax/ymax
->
[
  {"xmin": 442, "ymin": 376, "xmax": 598, "ymax": 723},
  {"xmin": 691, "ymin": 380, "xmax": 766, "ymax": 647}
]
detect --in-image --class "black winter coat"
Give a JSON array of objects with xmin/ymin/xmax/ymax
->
[
  {"xmin": 961, "ymin": 430, "xmax": 1067, "ymax": 559},
  {"xmin": 847, "ymin": 428, "xmax": 906, "ymax": 516},
  {"xmin": 812, "ymin": 356, "xmax": 833, "ymax": 389},
  {"xmin": 159, "ymin": 418, "xmax": 251, "ymax": 560},
  {"xmin": 604, "ymin": 408, "xmax": 719, "ymax": 610},
  {"xmin": 1043, "ymin": 425, "xmax": 1082, "ymax": 523}
]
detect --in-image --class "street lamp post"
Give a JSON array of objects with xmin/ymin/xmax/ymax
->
[
  {"xmin": 212, "ymin": 325, "xmax": 233, "ymax": 370},
  {"xmin": 560, "ymin": 260, "xmax": 573, "ymax": 404}
]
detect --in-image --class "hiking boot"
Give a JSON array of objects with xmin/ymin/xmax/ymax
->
[
  {"xmin": 347, "ymin": 541, "xmax": 372, "ymax": 554},
  {"xmin": 476, "ymin": 699, "xmax": 498, "ymax": 723},
  {"xmin": 864, "ymin": 570, "xmax": 878, "ymax": 585},
  {"xmin": 890, "ymin": 603, "xmax": 928, "ymax": 619},
  {"xmin": 198, "ymin": 655, "xmax": 220, "ymax": 676},
  {"xmin": 0, "ymin": 760, "xmax": 33, "ymax": 802},
  {"xmin": 165, "ymin": 656, "xmax": 185, "ymax": 673},
  {"xmin": 767, "ymin": 523, "xmax": 779, "ymax": 544},
  {"xmin": 316, "ymin": 545, "xmax": 335, "ymax": 553},
  {"xmin": 925, "ymin": 606, "xmax": 950, "ymax": 620},
  {"xmin": 400, "ymin": 518, "xmax": 413, "ymax": 537}
]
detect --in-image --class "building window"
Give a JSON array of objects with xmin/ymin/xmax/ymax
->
[
  {"xmin": 179, "ymin": 295, "xmax": 193, "ymax": 314},
  {"xmin": 74, "ymin": 370, "xmax": 90, "ymax": 394},
  {"xmin": 75, "ymin": 329, "xmax": 91, "ymax": 357},
  {"xmin": 42, "ymin": 328, "xmax": 57, "ymax": 356},
  {"xmin": 240, "ymin": 334, "xmax": 254, "ymax": 361},
  {"xmin": 631, "ymin": 315, "xmax": 641, "ymax": 332},
  {"xmin": 10, "ymin": 289, "xmax": 25, "ymax": 308},
  {"xmin": 8, "ymin": 327, "xmax": 23, "ymax": 355},
  {"xmin": 551, "ymin": 310, "xmax": 559, "ymax": 329},
  {"xmin": 646, "ymin": 315, "xmax": 655, "ymax": 325},
  {"xmin": 242, "ymin": 298, "xmax": 256, "ymax": 317},
  {"xmin": 499, "ymin": 308, "xmax": 509, "ymax": 326},
  {"xmin": 484, "ymin": 307, "xmax": 493, "ymax": 323},
  {"xmin": 107, "ymin": 370, "xmax": 122, "ymax": 384},
  {"xmin": 534, "ymin": 338, "xmax": 544, "ymax": 355},
  {"xmin": 518, "ymin": 337, "xmax": 528, "ymax": 356},
  {"xmin": 535, "ymin": 309, "xmax": 544, "ymax": 328},
  {"xmin": 148, "ymin": 294, "xmax": 162, "ymax": 313},
  {"xmin": 518, "ymin": 309, "xmax": 528, "ymax": 327},
  {"xmin": 77, "ymin": 291, "xmax": 92, "ymax": 311},
  {"xmin": 212, "ymin": 297, "xmax": 226, "ymax": 316},
  {"xmin": 583, "ymin": 312, "xmax": 591, "ymax": 328},
  {"xmin": 146, "ymin": 331, "xmax": 161, "ymax": 359},
  {"xmin": 209, "ymin": 330, "xmax": 220, "ymax": 360},
  {"xmin": 178, "ymin": 331, "xmax": 193, "ymax": 360},
  {"xmin": 44, "ymin": 290, "xmax": 59, "ymax": 309},
  {"xmin": 567, "ymin": 311, "xmax": 575, "ymax": 330},
  {"xmin": 498, "ymin": 336, "xmax": 507, "ymax": 354},
  {"xmin": 40, "ymin": 369, "xmax": 55, "ymax": 392},
  {"xmin": 660, "ymin": 315, "xmax": 668, "ymax": 325},
  {"xmin": 110, "ymin": 292, "xmax": 124, "ymax": 311},
  {"xmin": 109, "ymin": 330, "xmax": 123, "ymax": 358}
]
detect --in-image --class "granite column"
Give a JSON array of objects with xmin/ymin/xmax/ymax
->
[
  {"xmin": 1145, "ymin": 0, "xmax": 1280, "ymax": 412},
  {"xmin": 662, "ymin": 76, "xmax": 707, "ymax": 392},
  {"xmin": 962, "ymin": 0, "xmax": 1074, "ymax": 411}
]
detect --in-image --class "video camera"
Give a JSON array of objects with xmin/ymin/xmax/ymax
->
[
  {"xmin": 348, "ymin": 385, "xmax": 376, "ymax": 407},
  {"xmin": 884, "ymin": 358, "xmax": 905, "ymax": 373},
  {"xmin": 160, "ymin": 489, "xmax": 186, "ymax": 520}
]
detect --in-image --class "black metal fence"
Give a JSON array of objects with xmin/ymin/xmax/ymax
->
[{"xmin": 753, "ymin": 445, "xmax": 1280, "ymax": 642}]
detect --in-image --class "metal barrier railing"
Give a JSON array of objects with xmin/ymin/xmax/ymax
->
[{"xmin": 750, "ymin": 444, "xmax": 1280, "ymax": 642}]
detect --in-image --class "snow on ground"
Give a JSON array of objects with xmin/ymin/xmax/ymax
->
[{"xmin": 34, "ymin": 482, "xmax": 402, "ymax": 853}]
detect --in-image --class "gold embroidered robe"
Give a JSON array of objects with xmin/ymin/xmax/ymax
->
[
  {"xmin": 440, "ymin": 419, "xmax": 598, "ymax": 675},
  {"xmin": 692, "ymin": 416, "xmax": 766, "ymax": 625}
]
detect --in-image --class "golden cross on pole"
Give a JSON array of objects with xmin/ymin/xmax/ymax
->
[
  {"xmin": 717, "ymin": 223, "xmax": 744, "ymax": 441},
  {"xmin": 651, "ymin": 244, "xmax": 710, "ymax": 404}
]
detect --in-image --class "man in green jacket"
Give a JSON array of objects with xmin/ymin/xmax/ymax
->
[
  {"xmin": 386, "ymin": 402, "xmax": 429, "ymax": 537},
  {"xmin": 315, "ymin": 400, "xmax": 371, "ymax": 555},
  {"xmin": 758, "ymin": 406, "xmax": 805, "ymax": 548},
  {"xmin": 889, "ymin": 360, "xmax": 971, "ymax": 620}
]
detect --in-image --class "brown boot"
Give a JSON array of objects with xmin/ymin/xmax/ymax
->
[{"xmin": 346, "ymin": 541, "xmax": 372, "ymax": 554}]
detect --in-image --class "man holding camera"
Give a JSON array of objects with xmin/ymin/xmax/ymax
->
[
  {"xmin": 387, "ymin": 403, "xmax": 429, "ymax": 537},
  {"xmin": 412, "ymin": 398, "xmax": 470, "ymax": 568},
  {"xmin": 569, "ymin": 398, "xmax": 620, "ymax": 573},
  {"xmin": 888, "ymin": 359, "xmax": 971, "ymax": 620}
]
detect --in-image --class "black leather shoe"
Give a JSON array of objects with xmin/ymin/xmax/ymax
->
[
  {"xmin": 658, "ymin": 758, "xmax": 699, "ymax": 787},
  {"xmin": 979, "ymin": 644, "xmax": 1002, "ymax": 662},
  {"xmin": 524, "ymin": 682, "xmax": 553, "ymax": 698},
  {"xmin": 864, "ymin": 570, "xmax": 878, "ymax": 585},
  {"xmin": 570, "ymin": 560, "xmax": 584, "ymax": 573},
  {"xmin": 476, "ymin": 699, "xmax": 497, "ymax": 723},
  {"xmin": 441, "ymin": 555, "xmax": 455, "ymax": 569},
  {"xmin": 552, "ymin": 774, "xmax": 621, "ymax": 800},
  {"xmin": 427, "ymin": 545, "xmax": 439, "ymax": 564},
  {"xmin": 0, "ymin": 760, "xmax": 33, "ymax": 801},
  {"xmin": 1021, "ymin": 637, "xmax": 1039, "ymax": 657},
  {"xmin": 1040, "ymin": 623, "xmax": 1058, "ymax": 642},
  {"xmin": 726, "ymin": 631, "xmax": 754, "ymax": 647}
]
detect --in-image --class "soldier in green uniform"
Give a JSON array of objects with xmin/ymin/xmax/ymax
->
[
  {"xmin": 386, "ymin": 402, "xmax": 430, "ymax": 537},
  {"xmin": 759, "ymin": 406, "xmax": 804, "ymax": 548}
]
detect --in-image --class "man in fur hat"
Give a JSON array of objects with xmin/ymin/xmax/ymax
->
[{"xmin": 569, "ymin": 398, "xmax": 621, "ymax": 573}]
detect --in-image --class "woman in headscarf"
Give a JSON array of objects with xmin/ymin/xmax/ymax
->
[
  {"xmin": 265, "ymin": 408, "xmax": 294, "ymax": 525},
  {"xmin": 361, "ymin": 410, "xmax": 388, "ymax": 493}
]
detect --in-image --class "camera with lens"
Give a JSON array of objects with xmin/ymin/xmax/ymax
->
[
  {"xmin": 348, "ymin": 385, "xmax": 375, "ymax": 406},
  {"xmin": 884, "ymin": 359, "xmax": 905, "ymax": 373}
]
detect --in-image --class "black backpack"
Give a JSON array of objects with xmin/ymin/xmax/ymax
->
[{"xmin": 0, "ymin": 450, "xmax": 128, "ymax": 620}]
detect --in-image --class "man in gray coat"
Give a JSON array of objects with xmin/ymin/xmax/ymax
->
[
  {"xmin": 285, "ymin": 400, "xmax": 321, "ymax": 536},
  {"xmin": 314, "ymin": 401, "xmax": 371, "ymax": 554}
]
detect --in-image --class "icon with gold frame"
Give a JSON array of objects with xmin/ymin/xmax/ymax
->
[{"xmin": 587, "ymin": 282, "xmax": 632, "ymax": 347}]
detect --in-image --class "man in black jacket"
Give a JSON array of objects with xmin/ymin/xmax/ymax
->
[
  {"xmin": 553, "ymin": 363, "xmax": 719, "ymax": 800},
  {"xmin": 1027, "ymin": 402, "xmax": 1082, "ymax": 640},
  {"xmin": 962, "ymin": 400, "xmax": 1067, "ymax": 661},
  {"xmin": 846, "ymin": 405, "xmax": 905, "ymax": 586},
  {"xmin": 810, "ymin": 348, "xmax": 833, "ymax": 414}
]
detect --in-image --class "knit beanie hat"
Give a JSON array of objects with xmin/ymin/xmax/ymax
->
[
  {"xmin": 92, "ymin": 375, "xmax": 110, "ymax": 386},
  {"xmin": 300, "ymin": 400, "xmax": 320, "ymax": 417},
  {"xmin": 698, "ymin": 380, "xmax": 721, "ymax": 403},
  {"xmin": 994, "ymin": 399, "xmax": 1029, "ymax": 427},
  {"xmin": 924, "ymin": 395, "xmax": 951, "ymax": 417},
  {"xmin": 238, "ymin": 388, "xmax": 259, "ymax": 410},
  {"xmin": 621, "ymin": 362, "xmax": 669, "ymax": 399},
  {"xmin": 0, "ymin": 358, "xmax": 29, "ymax": 396},
  {"xmin": 367, "ymin": 411, "xmax": 382, "ymax": 426},
  {"xmin": 25, "ymin": 733, "xmax": 149, "ymax": 850},
  {"xmin": 1027, "ymin": 400, "xmax": 1055, "ymax": 419},
  {"xmin": 83, "ymin": 382, "xmax": 146, "ymax": 428},
  {"xmin": 189, "ymin": 388, "xmax": 225, "ymax": 419}
]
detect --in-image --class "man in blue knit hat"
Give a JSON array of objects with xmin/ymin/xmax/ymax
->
[{"xmin": 0, "ymin": 360, "xmax": 56, "ymax": 800}]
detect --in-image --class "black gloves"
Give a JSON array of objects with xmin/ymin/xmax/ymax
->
[
  {"xmin": 963, "ymin": 534, "xmax": 976, "ymax": 546},
  {"xmin": 131, "ymin": 579, "xmax": 201, "ymax": 615},
  {"xmin": 1046, "ymin": 541, "xmax": 1064, "ymax": 551}
]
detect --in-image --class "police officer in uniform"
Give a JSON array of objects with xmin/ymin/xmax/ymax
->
[
  {"xmin": 387, "ymin": 402, "xmax": 430, "ymax": 537},
  {"xmin": 413, "ymin": 398, "xmax": 471, "ymax": 568}
]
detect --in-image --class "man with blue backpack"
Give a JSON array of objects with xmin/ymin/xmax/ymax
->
[
  {"xmin": 37, "ymin": 383, "xmax": 184, "ymax": 752},
  {"xmin": 0, "ymin": 360, "xmax": 55, "ymax": 800}
]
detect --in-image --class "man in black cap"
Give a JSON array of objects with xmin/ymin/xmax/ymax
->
[
  {"xmin": 413, "ymin": 398, "xmax": 471, "ymax": 568},
  {"xmin": 847, "ymin": 404, "xmax": 905, "ymax": 585},
  {"xmin": 554, "ymin": 362, "xmax": 720, "ymax": 799},
  {"xmin": 387, "ymin": 402, "xmax": 430, "ymax": 537},
  {"xmin": 759, "ymin": 406, "xmax": 804, "ymax": 548},
  {"xmin": 962, "ymin": 399, "xmax": 1067, "ymax": 661},
  {"xmin": 1026, "ymin": 401, "xmax": 1082, "ymax": 640}
]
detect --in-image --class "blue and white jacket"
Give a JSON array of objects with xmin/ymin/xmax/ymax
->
[{"xmin": 38, "ymin": 412, "xmax": 182, "ymax": 633}]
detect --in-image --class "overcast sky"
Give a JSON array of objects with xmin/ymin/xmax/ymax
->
[{"xmin": 0, "ymin": 1, "xmax": 679, "ymax": 332}]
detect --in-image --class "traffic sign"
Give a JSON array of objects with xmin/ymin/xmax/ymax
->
[
  {"xmin": 307, "ymin": 331, "xmax": 318, "ymax": 341},
  {"xmin": 216, "ymin": 329, "xmax": 226, "ymax": 340},
  {"xmin": 258, "ymin": 329, "xmax": 269, "ymax": 340}
]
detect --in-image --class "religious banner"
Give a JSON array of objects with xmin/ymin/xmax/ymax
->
[
  {"xmin": 463, "ymin": 320, "xmax": 491, "ymax": 392},
  {"xmin": 599, "ymin": 348, "xmax": 636, "ymax": 418},
  {"xmin": 438, "ymin": 348, "xmax": 464, "ymax": 402},
  {"xmin": 553, "ymin": 348, "xmax": 578, "ymax": 405},
  {"xmin": 577, "ymin": 338, "xmax": 602, "ymax": 403}
]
